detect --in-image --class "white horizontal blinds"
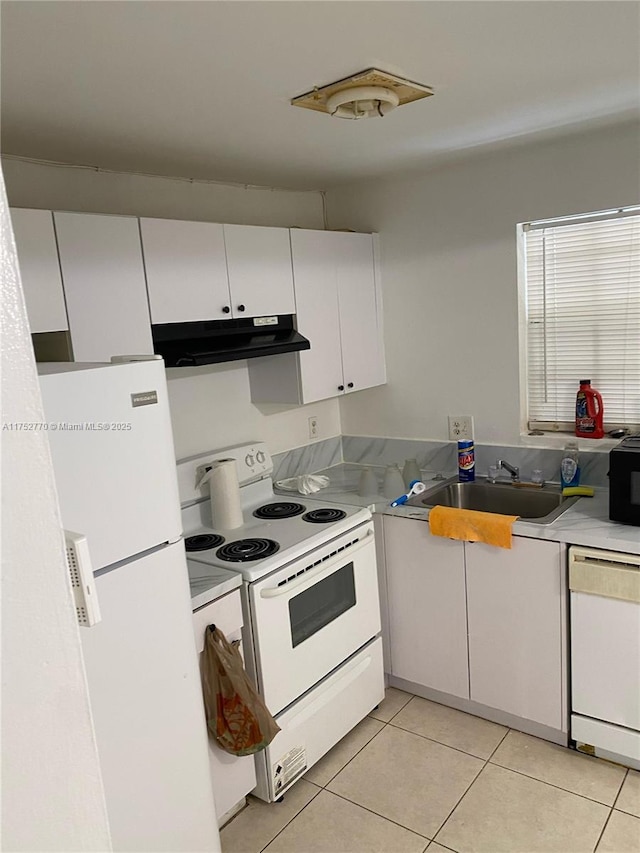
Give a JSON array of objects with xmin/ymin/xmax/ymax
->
[{"xmin": 525, "ymin": 212, "xmax": 640, "ymax": 429}]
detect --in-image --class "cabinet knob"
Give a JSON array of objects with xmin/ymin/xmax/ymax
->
[
  {"xmin": 237, "ymin": 304, "xmax": 246, "ymax": 312},
  {"xmin": 338, "ymin": 385, "xmax": 344, "ymax": 391},
  {"xmin": 222, "ymin": 306, "xmax": 230, "ymax": 314},
  {"xmin": 347, "ymin": 382, "xmax": 354, "ymax": 389}
]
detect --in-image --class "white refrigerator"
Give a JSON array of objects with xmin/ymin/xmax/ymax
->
[{"xmin": 38, "ymin": 360, "xmax": 221, "ymax": 853}]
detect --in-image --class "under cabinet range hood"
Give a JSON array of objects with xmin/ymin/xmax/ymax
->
[{"xmin": 152, "ymin": 315, "xmax": 310, "ymax": 367}]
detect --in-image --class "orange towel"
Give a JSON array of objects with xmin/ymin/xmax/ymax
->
[{"xmin": 428, "ymin": 505, "xmax": 519, "ymax": 549}]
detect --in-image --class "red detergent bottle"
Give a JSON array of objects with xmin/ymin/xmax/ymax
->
[{"xmin": 575, "ymin": 379, "xmax": 604, "ymax": 439}]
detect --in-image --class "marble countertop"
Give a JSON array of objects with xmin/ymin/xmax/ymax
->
[
  {"xmin": 276, "ymin": 463, "xmax": 640, "ymax": 556},
  {"xmin": 187, "ymin": 559, "xmax": 243, "ymax": 610}
]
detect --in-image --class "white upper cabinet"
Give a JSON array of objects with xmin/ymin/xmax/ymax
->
[
  {"xmin": 223, "ymin": 224, "xmax": 295, "ymax": 318},
  {"xmin": 17, "ymin": 211, "xmax": 385, "ymax": 385},
  {"xmin": 10, "ymin": 208, "xmax": 68, "ymax": 333},
  {"xmin": 334, "ymin": 231, "xmax": 386, "ymax": 395},
  {"xmin": 54, "ymin": 212, "xmax": 154, "ymax": 362},
  {"xmin": 248, "ymin": 229, "xmax": 386, "ymax": 405},
  {"xmin": 287, "ymin": 229, "xmax": 345, "ymax": 401},
  {"xmin": 140, "ymin": 218, "xmax": 230, "ymax": 324},
  {"xmin": 294, "ymin": 230, "xmax": 385, "ymax": 400}
]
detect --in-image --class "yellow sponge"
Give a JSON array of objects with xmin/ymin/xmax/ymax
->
[{"xmin": 562, "ymin": 486, "xmax": 595, "ymax": 497}]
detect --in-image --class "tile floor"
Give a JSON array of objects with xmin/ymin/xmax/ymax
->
[{"xmin": 221, "ymin": 688, "xmax": 640, "ymax": 853}]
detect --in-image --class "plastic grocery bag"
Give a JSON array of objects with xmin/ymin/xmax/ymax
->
[{"xmin": 201, "ymin": 625, "xmax": 280, "ymax": 756}]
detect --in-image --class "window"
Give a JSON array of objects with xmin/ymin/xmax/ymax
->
[{"xmin": 520, "ymin": 206, "xmax": 640, "ymax": 433}]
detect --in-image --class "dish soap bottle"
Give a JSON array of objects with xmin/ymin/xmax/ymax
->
[
  {"xmin": 575, "ymin": 379, "xmax": 604, "ymax": 439},
  {"xmin": 560, "ymin": 442, "xmax": 580, "ymax": 489}
]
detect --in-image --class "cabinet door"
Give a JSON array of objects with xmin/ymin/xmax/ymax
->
[
  {"xmin": 466, "ymin": 538, "xmax": 566, "ymax": 730},
  {"xmin": 385, "ymin": 516, "xmax": 469, "ymax": 698},
  {"xmin": 223, "ymin": 224, "xmax": 295, "ymax": 318},
  {"xmin": 335, "ymin": 232, "xmax": 385, "ymax": 395},
  {"xmin": 54, "ymin": 212, "xmax": 153, "ymax": 362},
  {"xmin": 140, "ymin": 218, "xmax": 230, "ymax": 323},
  {"xmin": 290, "ymin": 229, "xmax": 344, "ymax": 402},
  {"xmin": 193, "ymin": 590, "xmax": 256, "ymax": 824},
  {"xmin": 10, "ymin": 208, "xmax": 68, "ymax": 333}
]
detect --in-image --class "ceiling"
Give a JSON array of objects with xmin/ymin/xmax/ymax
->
[{"xmin": 1, "ymin": 1, "xmax": 639, "ymax": 190}]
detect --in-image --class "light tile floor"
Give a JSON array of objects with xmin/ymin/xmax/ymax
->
[{"xmin": 221, "ymin": 688, "xmax": 640, "ymax": 853}]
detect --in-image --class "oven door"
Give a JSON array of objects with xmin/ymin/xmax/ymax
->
[{"xmin": 249, "ymin": 521, "xmax": 380, "ymax": 715}]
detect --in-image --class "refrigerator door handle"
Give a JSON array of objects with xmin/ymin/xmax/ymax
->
[{"xmin": 64, "ymin": 530, "xmax": 102, "ymax": 627}]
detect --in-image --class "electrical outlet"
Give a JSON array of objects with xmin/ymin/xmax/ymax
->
[
  {"xmin": 308, "ymin": 416, "xmax": 319, "ymax": 439},
  {"xmin": 448, "ymin": 415, "xmax": 474, "ymax": 441}
]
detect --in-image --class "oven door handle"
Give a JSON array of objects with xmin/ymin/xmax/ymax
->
[{"xmin": 259, "ymin": 529, "xmax": 374, "ymax": 598}]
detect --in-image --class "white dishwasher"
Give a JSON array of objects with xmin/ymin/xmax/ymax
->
[{"xmin": 569, "ymin": 545, "xmax": 640, "ymax": 770}]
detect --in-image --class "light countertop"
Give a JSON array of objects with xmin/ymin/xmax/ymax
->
[
  {"xmin": 277, "ymin": 463, "xmax": 640, "ymax": 556},
  {"xmin": 187, "ymin": 560, "xmax": 243, "ymax": 610}
]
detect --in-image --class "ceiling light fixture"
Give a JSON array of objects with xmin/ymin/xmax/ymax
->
[
  {"xmin": 291, "ymin": 68, "xmax": 433, "ymax": 120},
  {"xmin": 326, "ymin": 86, "xmax": 399, "ymax": 120}
]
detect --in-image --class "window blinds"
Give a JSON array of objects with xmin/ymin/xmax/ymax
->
[{"xmin": 524, "ymin": 210, "xmax": 640, "ymax": 430}]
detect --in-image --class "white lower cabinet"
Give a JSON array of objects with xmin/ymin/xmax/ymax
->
[
  {"xmin": 384, "ymin": 516, "xmax": 469, "ymax": 699},
  {"xmin": 384, "ymin": 515, "xmax": 567, "ymax": 734},
  {"xmin": 192, "ymin": 589, "xmax": 257, "ymax": 827},
  {"xmin": 466, "ymin": 538, "xmax": 566, "ymax": 731}
]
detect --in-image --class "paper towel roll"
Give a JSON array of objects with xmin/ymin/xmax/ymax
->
[{"xmin": 207, "ymin": 458, "xmax": 243, "ymax": 530}]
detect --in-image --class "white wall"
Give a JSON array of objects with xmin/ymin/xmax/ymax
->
[
  {"xmin": 166, "ymin": 361, "xmax": 341, "ymax": 460},
  {"xmin": 1, "ymin": 170, "xmax": 111, "ymax": 851},
  {"xmin": 327, "ymin": 121, "xmax": 640, "ymax": 445},
  {"xmin": 2, "ymin": 157, "xmax": 341, "ymax": 457}
]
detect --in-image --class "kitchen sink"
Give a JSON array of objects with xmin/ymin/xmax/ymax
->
[{"xmin": 405, "ymin": 477, "xmax": 580, "ymax": 524}]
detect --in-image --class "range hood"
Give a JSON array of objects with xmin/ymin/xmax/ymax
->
[{"xmin": 152, "ymin": 315, "xmax": 310, "ymax": 367}]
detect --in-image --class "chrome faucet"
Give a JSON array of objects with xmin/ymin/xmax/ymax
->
[{"xmin": 497, "ymin": 459, "xmax": 520, "ymax": 482}]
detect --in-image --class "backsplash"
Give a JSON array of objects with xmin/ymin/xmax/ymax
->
[
  {"xmin": 473, "ymin": 443, "xmax": 610, "ymax": 488},
  {"xmin": 273, "ymin": 435, "xmax": 611, "ymax": 488},
  {"xmin": 342, "ymin": 436, "xmax": 455, "ymax": 476},
  {"xmin": 272, "ymin": 436, "xmax": 342, "ymax": 482}
]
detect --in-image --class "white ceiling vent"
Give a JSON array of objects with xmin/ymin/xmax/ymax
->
[{"xmin": 291, "ymin": 68, "xmax": 433, "ymax": 120}]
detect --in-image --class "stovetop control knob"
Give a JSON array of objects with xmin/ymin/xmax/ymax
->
[
  {"xmin": 256, "ymin": 450, "xmax": 266, "ymax": 465},
  {"xmin": 245, "ymin": 453, "xmax": 255, "ymax": 468}
]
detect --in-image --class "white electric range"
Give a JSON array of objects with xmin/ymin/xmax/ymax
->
[{"xmin": 179, "ymin": 442, "xmax": 384, "ymax": 802}]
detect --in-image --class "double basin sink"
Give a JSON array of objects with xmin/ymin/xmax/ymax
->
[{"xmin": 406, "ymin": 477, "xmax": 580, "ymax": 524}]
